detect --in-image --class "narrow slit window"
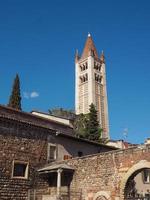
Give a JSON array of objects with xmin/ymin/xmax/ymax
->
[{"xmin": 48, "ymin": 144, "xmax": 57, "ymax": 161}]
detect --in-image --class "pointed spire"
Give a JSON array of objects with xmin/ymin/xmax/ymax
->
[
  {"xmin": 81, "ymin": 34, "xmax": 98, "ymax": 59},
  {"xmin": 100, "ymin": 50, "xmax": 105, "ymax": 63},
  {"xmin": 75, "ymin": 49, "xmax": 80, "ymax": 63}
]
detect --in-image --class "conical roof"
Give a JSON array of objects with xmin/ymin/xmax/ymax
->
[{"xmin": 81, "ymin": 34, "xmax": 98, "ymax": 59}]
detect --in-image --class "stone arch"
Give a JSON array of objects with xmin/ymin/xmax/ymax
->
[
  {"xmin": 96, "ymin": 197, "xmax": 107, "ymax": 200},
  {"xmin": 93, "ymin": 191, "xmax": 111, "ymax": 200},
  {"xmin": 120, "ymin": 160, "xmax": 150, "ymax": 200}
]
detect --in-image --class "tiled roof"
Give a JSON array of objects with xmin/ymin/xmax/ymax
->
[
  {"xmin": 0, "ymin": 104, "xmax": 74, "ymax": 136},
  {"xmin": 38, "ymin": 163, "xmax": 74, "ymax": 173},
  {"xmin": 0, "ymin": 105, "xmax": 116, "ymax": 150}
]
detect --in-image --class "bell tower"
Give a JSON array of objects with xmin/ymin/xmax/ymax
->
[{"xmin": 75, "ymin": 34, "xmax": 109, "ymax": 139}]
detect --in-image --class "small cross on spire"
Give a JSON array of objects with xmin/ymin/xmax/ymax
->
[{"xmin": 88, "ymin": 32, "xmax": 91, "ymax": 37}]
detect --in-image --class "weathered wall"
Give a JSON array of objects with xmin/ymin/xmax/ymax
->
[
  {"xmin": 1, "ymin": 105, "xmax": 150, "ymax": 200},
  {"xmin": 34, "ymin": 145, "xmax": 150, "ymax": 200},
  {"xmin": 0, "ymin": 106, "xmax": 114, "ymax": 200},
  {"xmin": 0, "ymin": 105, "xmax": 74, "ymax": 136},
  {"xmin": 0, "ymin": 117, "xmax": 49, "ymax": 199},
  {"xmin": 53, "ymin": 135, "xmax": 114, "ymax": 160},
  {"xmin": 64, "ymin": 145, "xmax": 150, "ymax": 200}
]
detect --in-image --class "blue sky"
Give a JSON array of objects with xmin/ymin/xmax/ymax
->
[{"xmin": 0, "ymin": 0, "xmax": 150, "ymax": 144}]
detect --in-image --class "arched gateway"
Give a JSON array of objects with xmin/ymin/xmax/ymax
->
[
  {"xmin": 93, "ymin": 191, "xmax": 110, "ymax": 200},
  {"xmin": 120, "ymin": 160, "xmax": 150, "ymax": 200},
  {"xmin": 96, "ymin": 196, "xmax": 107, "ymax": 200}
]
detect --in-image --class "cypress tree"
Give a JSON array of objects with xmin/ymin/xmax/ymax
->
[
  {"xmin": 8, "ymin": 74, "xmax": 22, "ymax": 110},
  {"xmin": 86, "ymin": 103, "xmax": 100, "ymax": 141}
]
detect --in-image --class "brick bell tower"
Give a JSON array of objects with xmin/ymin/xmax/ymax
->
[{"xmin": 75, "ymin": 34, "xmax": 109, "ymax": 139}]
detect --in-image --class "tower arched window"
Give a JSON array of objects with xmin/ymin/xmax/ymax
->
[
  {"xmin": 85, "ymin": 73, "xmax": 88, "ymax": 81},
  {"xmin": 98, "ymin": 64, "xmax": 101, "ymax": 71},
  {"xmin": 85, "ymin": 62, "xmax": 88, "ymax": 69},
  {"xmin": 83, "ymin": 64, "xmax": 85, "ymax": 71},
  {"xmin": 80, "ymin": 62, "xmax": 88, "ymax": 72},
  {"xmin": 83, "ymin": 76, "xmax": 86, "ymax": 82},
  {"xmin": 80, "ymin": 65, "xmax": 82, "ymax": 71},
  {"xmin": 80, "ymin": 76, "xmax": 83, "ymax": 83}
]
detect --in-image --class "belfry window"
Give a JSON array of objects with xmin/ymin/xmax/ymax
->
[
  {"xmin": 80, "ymin": 74, "xmax": 88, "ymax": 83},
  {"xmin": 85, "ymin": 73, "xmax": 88, "ymax": 81},
  {"xmin": 85, "ymin": 62, "xmax": 88, "ymax": 69},
  {"xmin": 95, "ymin": 73, "xmax": 103, "ymax": 84},
  {"xmin": 80, "ymin": 65, "xmax": 83, "ymax": 71},
  {"xmin": 80, "ymin": 62, "xmax": 88, "ymax": 72},
  {"xmin": 94, "ymin": 62, "xmax": 101, "ymax": 71}
]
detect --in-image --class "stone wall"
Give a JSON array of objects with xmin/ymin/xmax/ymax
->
[
  {"xmin": 0, "ymin": 117, "xmax": 49, "ymax": 199},
  {"xmin": 1, "ymin": 105, "xmax": 150, "ymax": 200},
  {"xmin": 32, "ymin": 145, "xmax": 150, "ymax": 200},
  {"xmin": 0, "ymin": 106, "xmax": 115, "ymax": 200},
  {"xmin": 64, "ymin": 145, "xmax": 150, "ymax": 200},
  {"xmin": 0, "ymin": 105, "xmax": 74, "ymax": 136}
]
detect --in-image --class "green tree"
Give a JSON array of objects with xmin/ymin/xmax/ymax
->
[
  {"xmin": 8, "ymin": 74, "xmax": 22, "ymax": 110},
  {"xmin": 48, "ymin": 108, "xmax": 75, "ymax": 119},
  {"xmin": 74, "ymin": 104, "xmax": 102, "ymax": 142},
  {"xmin": 86, "ymin": 103, "xmax": 101, "ymax": 141},
  {"xmin": 74, "ymin": 113, "xmax": 88, "ymax": 138}
]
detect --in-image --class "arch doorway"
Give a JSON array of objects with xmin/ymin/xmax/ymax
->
[
  {"xmin": 93, "ymin": 191, "xmax": 110, "ymax": 200},
  {"xmin": 96, "ymin": 196, "xmax": 107, "ymax": 200},
  {"xmin": 124, "ymin": 168, "xmax": 150, "ymax": 199},
  {"xmin": 120, "ymin": 161, "xmax": 150, "ymax": 200}
]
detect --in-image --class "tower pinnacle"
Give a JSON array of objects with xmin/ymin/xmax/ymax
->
[
  {"xmin": 100, "ymin": 50, "xmax": 105, "ymax": 63},
  {"xmin": 88, "ymin": 32, "xmax": 91, "ymax": 37},
  {"xmin": 81, "ymin": 34, "xmax": 98, "ymax": 59},
  {"xmin": 75, "ymin": 49, "xmax": 80, "ymax": 62}
]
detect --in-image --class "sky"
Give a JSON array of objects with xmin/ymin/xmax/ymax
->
[{"xmin": 0, "ymin": 0, "xmax": 150, "ymax": 144}]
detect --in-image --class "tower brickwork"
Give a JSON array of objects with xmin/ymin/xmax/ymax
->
[{"xmin": 75, "ymin": 34, "xmax": 109, "ymax": 139}]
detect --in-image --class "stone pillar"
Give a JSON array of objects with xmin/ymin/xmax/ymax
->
[{"xmin": 57, "ymin": 168, "xmax": 63, "ymax": 197}]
